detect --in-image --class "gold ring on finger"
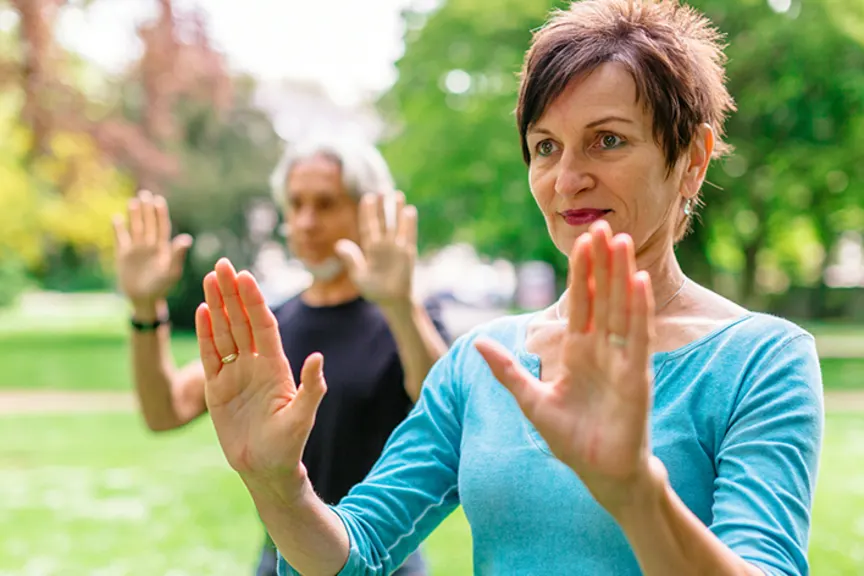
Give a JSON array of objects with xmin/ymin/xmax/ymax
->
[
  {"xmin": 221, "ymin": 352, "xmax": 239, "ymax": 364},
  {"xmin": 607, "ymin": 333, "xmax": 628, "ymax": 347}
]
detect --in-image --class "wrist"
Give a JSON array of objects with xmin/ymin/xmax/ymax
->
[
  {"xmin": 607, "ymin": 456, "xmax": 669, "ymax": 530},
  {"xmin": 240, "ymin": 465, "xmax": 313, "ymax": 510},
  {"xmin": 131, "ymin": 298, "xmax": 168, "ymax": 323},
  {"xmin": 378, "ymin": 296, "xmax": 416, "ymax": 319}
]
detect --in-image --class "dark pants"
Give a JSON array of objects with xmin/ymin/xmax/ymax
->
[{"xmin": 256, "ymin": 543, "xmax": 427, "ymax": 576}]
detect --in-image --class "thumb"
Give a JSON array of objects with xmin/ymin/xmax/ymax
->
[
  {"xmin": 334, "ymin": 239, "xmax": 366, "ymax": 280},
  {"xmin": 169, "ymin": 234, "xmax": 193, "ymax": 277},
  {"xmin": 293, "ymin": 352, "xmax": 328, "ymax": 426},
  {"xmin": 474, "ymin": 338, "xmax": 542, "ymax": 418}
]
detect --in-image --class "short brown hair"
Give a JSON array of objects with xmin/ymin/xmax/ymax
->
[{"xmin": 516, "ymin": 0, "xmax": 736, "ymax": 172}]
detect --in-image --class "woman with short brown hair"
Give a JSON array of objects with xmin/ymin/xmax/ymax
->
[{"xmin": 196, "ymin": 1, "xmax": 822, "ymax": 574}]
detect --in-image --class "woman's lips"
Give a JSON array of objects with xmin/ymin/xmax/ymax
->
[{"xmin": 560, "ymin": 209, "xmax": 611, "ymax": 226}]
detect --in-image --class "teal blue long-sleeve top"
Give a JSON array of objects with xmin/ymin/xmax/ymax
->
[{"xmin": 279, "ymin": 312, "xmax": 823, "ymax": 576}]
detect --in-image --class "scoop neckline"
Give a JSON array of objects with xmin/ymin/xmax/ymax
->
[{"xmin": 514, "ymin": 311, "xmax": 757, "ymax": 366}]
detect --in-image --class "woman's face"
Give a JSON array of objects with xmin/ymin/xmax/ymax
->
[{"xmin": 526, "ymin": 62, "xmax": 711, "ymax": 259}]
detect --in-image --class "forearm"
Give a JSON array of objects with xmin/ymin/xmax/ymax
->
[
  {"xmin": 380, "ymin": 299, "xmax": 448, "ymax": 401},
  {"xmin": 615, "ymin": 458, "xmax": 764, "ymax": 576},
  {"xmin": 243, "ymin": 471, "xmax": 350, "ymax": 576},
  {"xmin": 130, "ymin": 299, "xmax": 200, "ymax": 431}
]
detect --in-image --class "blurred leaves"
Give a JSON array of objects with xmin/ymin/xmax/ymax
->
[
  {"xmin": 160, "ymin": 77, "xmax": 282, "ymax": 330},
  {"xmin": 380, "ymin": 0, "xmax": 572, "ymax": 280},
  {"xmin": 0, "ymin": 0, "xmax": 277, "ymax": 315},
  {"xmin": 0, "ymin": 90, "xmax": 132, "ymax": 299},
  {"xmin": 381, "ymin": 0, "xmax": 864, "ymax": 307}
]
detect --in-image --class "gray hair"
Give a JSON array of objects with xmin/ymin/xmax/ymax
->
[{"xmin": 269, "ymin": 136, "xmax": 396, "ymax": 208}]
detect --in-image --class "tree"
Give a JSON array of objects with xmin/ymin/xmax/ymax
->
[
  {"xmin": 379, "ymin": 0, "xmax": 571, "ymax": 279},
  {"xmin": 0, "ymin": 0, "xmax": 238, "ymax": 293},
  {"xmin": 160, "ymin": 75, "xmax": 282, "ymax": 330},
  {"xmin": 0, "ymin": 100, "xmax": 41, "ymax": 305},
  {"xmin": 2, "ymin": 0, "xmax": 177, "ymax": 180},
  {"xmin": 689, "ymin": 0, "xmax": 864, "ymax": 307},
  {"xmin": 379, "ymin": 0, "xmax": 864, "ymax": 311}
]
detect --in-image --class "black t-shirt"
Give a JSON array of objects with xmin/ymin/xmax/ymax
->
[{"xmin": 271, "ymin": 294, "xmax": 449, "ymax": 505}]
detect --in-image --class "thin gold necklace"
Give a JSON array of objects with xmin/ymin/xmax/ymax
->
[{"xmin": 554, "ymin": 277, "xmax": 688, "ymax": 322}]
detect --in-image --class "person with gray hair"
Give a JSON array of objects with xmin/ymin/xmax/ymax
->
[
  {"xmin": 111, "ymin": 135, "xmax": 449, "ymax": 576},
  {"xmin": 268, "ymin": 136, "xmax": 397, "ymax": 282}
]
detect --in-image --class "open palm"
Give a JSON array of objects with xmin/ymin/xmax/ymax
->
[
  {"xmin": 476, "ymin": 222, "xmax": 657, "ymax": 511},
  {"xmin": 335, "ymin": 192, "xmax": 416, "ymax": 306},
  {"xmin": 112, "ymin": 191, "xmax": 192, "ymax": 304},
  {"xmin": 196, "ymin": 259, "xmax": 327, "ymax": 476}
]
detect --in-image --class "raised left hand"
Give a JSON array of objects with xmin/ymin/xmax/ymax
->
[
  {"xmin": 334, "ymin": 192, "xmax": 417, "ymax": 308},
  {"xmin": 475, "ymin": 220, "xmax": 659, "ymax": 516}
]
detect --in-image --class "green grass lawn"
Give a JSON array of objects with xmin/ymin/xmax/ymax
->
[
  {"xmin": 809, "ymin": 413, "xmax": 864, "ymax": 574},
  {"xmin": 0, "ymin": 332, "xmax": 201, "ymax": 391},
  {"xmin": 0, "ymin": 411, "xmax": 860, "ymax": 575},
  {"xmin": 0, "ymin": 413, "xmax": 472, "ymax": 575}
]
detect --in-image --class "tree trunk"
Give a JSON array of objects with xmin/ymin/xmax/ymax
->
[{"xmin": 740, "ymin": 226, "xmax": 767, "ymax": 310}]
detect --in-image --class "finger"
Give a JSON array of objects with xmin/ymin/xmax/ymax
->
[
  {"xmin": 398, "ymin": 204, "xmax": 418, "ymax": 249},
  {"xmin": 215, "ymin": 259, "xmax": 254, "ymax": 354},
  {"xmin": 112, "ymin": 214, "xmax": 130, "ymax": 250},
  {"xmin": 361, "ymin": 195, "xmax": 380, "ymax": 246},
  {"xmin": 333, "ymin": 239, "xmax": 367, "ymax": 282},
  {"xmin": 375, "ymin": 193, "xmax": 387, "ymax": 240},
  {"xmin": 566, "ymin": 233, "xmax": 593, "ymax": 333},
  {"xmin": 607, "ymin": 234, "xmax": 634, "ymax": 340},
  {"xmin": 127, "ymin": 197, "xmax": 143, "ymax": 243},
  {"xmin": 237, "ymin": 270, "xmax": 285, "ymax": 361},
  {"xmin": 474, "ymin": 338, "xmax": 544, "ymax": 419},
  {"xmin": 203, "ymin": 270, "xmax": 237, "ymax": 359},
  {"xmin": 154, "ymin": 195, "xmax": 172, "ymax": 246},
  {"xmin": 169, "ymin": 234, "xmax": 193, "ymax": 279},
  {"xmin": 628, "ymin": 271, "xmax": 655, "ymax": 369},
  {"xmin": 389, "ymin": 192, "xmax": 404, "ymax": 242},
  {"xmin": 358, "ymin": 194, "xmax": 370, "ymax": 251},
  {"xmin": 589, "ymin": 220, "xmax": 612, "ymax": 335},
  {"xmin": 195, "ymin": 303, "xmax": 223, "ymax": 381},
  {"xmin": 140, "ymin": 190, "xmax": 158, "ymax": 246},
  {"xmin": 293, "ymin": 352, "xmax": 328, "ymax": 426}
]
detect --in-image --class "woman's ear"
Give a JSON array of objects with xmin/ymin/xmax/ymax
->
[{"xmin": 682, "ymin": 123, "xmax": 715, "ymax": 198}]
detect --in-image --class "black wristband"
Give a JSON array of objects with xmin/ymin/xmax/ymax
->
[{"xmin": 131, "ymin": 315, "xmax": 169, "ymax": 332}]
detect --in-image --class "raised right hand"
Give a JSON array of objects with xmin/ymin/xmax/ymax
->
[
  {"xmin": 196, "ymin": 258, "xmax": 327, "ymax": 485},
  {"xmin": 112, "ymin": 190, "xmax": 192, "ymax": 307}
]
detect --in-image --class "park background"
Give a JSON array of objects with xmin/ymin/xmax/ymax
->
[{"xmin": 0, "ymin": 0, "xmax": 863, "ymax": 574}]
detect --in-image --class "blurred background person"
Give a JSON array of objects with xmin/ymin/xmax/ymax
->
[
  {"xmin": 111, "ymin": 137, "xmax": 449, "ymax": 576},
  {"xmin": 1, "ymin": 0, "xmax": 863, "ymax": 574}
]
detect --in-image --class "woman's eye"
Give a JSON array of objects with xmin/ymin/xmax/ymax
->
[
  {"xmin": 536, "ymin": 140, "xmax": 557, "ymax": 157},
  {"xmin": 598, "ymin": 133, "xmax": 625, "ymax": 149}
]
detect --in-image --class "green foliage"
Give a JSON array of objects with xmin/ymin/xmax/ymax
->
[
  {"xmin": 40, "ymin": 244, "xmax": 112, "ymax": 292},
  {"xmin": 380, "ymin": 0, "xmax": 864, "ymax": 309},
  {"xmin": 380, "ymin": 0, "xmax": 571, "ymax": 276},
  {"xmin": 161, "ymin": 77, "xmax": 282, "ymax": 330},
  {"xmin": 692, "ymin": 0, "xmax": 864, "ymax": 305},
  {"xmin": 0, "ymin": 93, "xmax": 133, "ymax": 294},
  {"xmin": 0, "ymin": 255, "xmax": 30, "ymax": 308}
]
